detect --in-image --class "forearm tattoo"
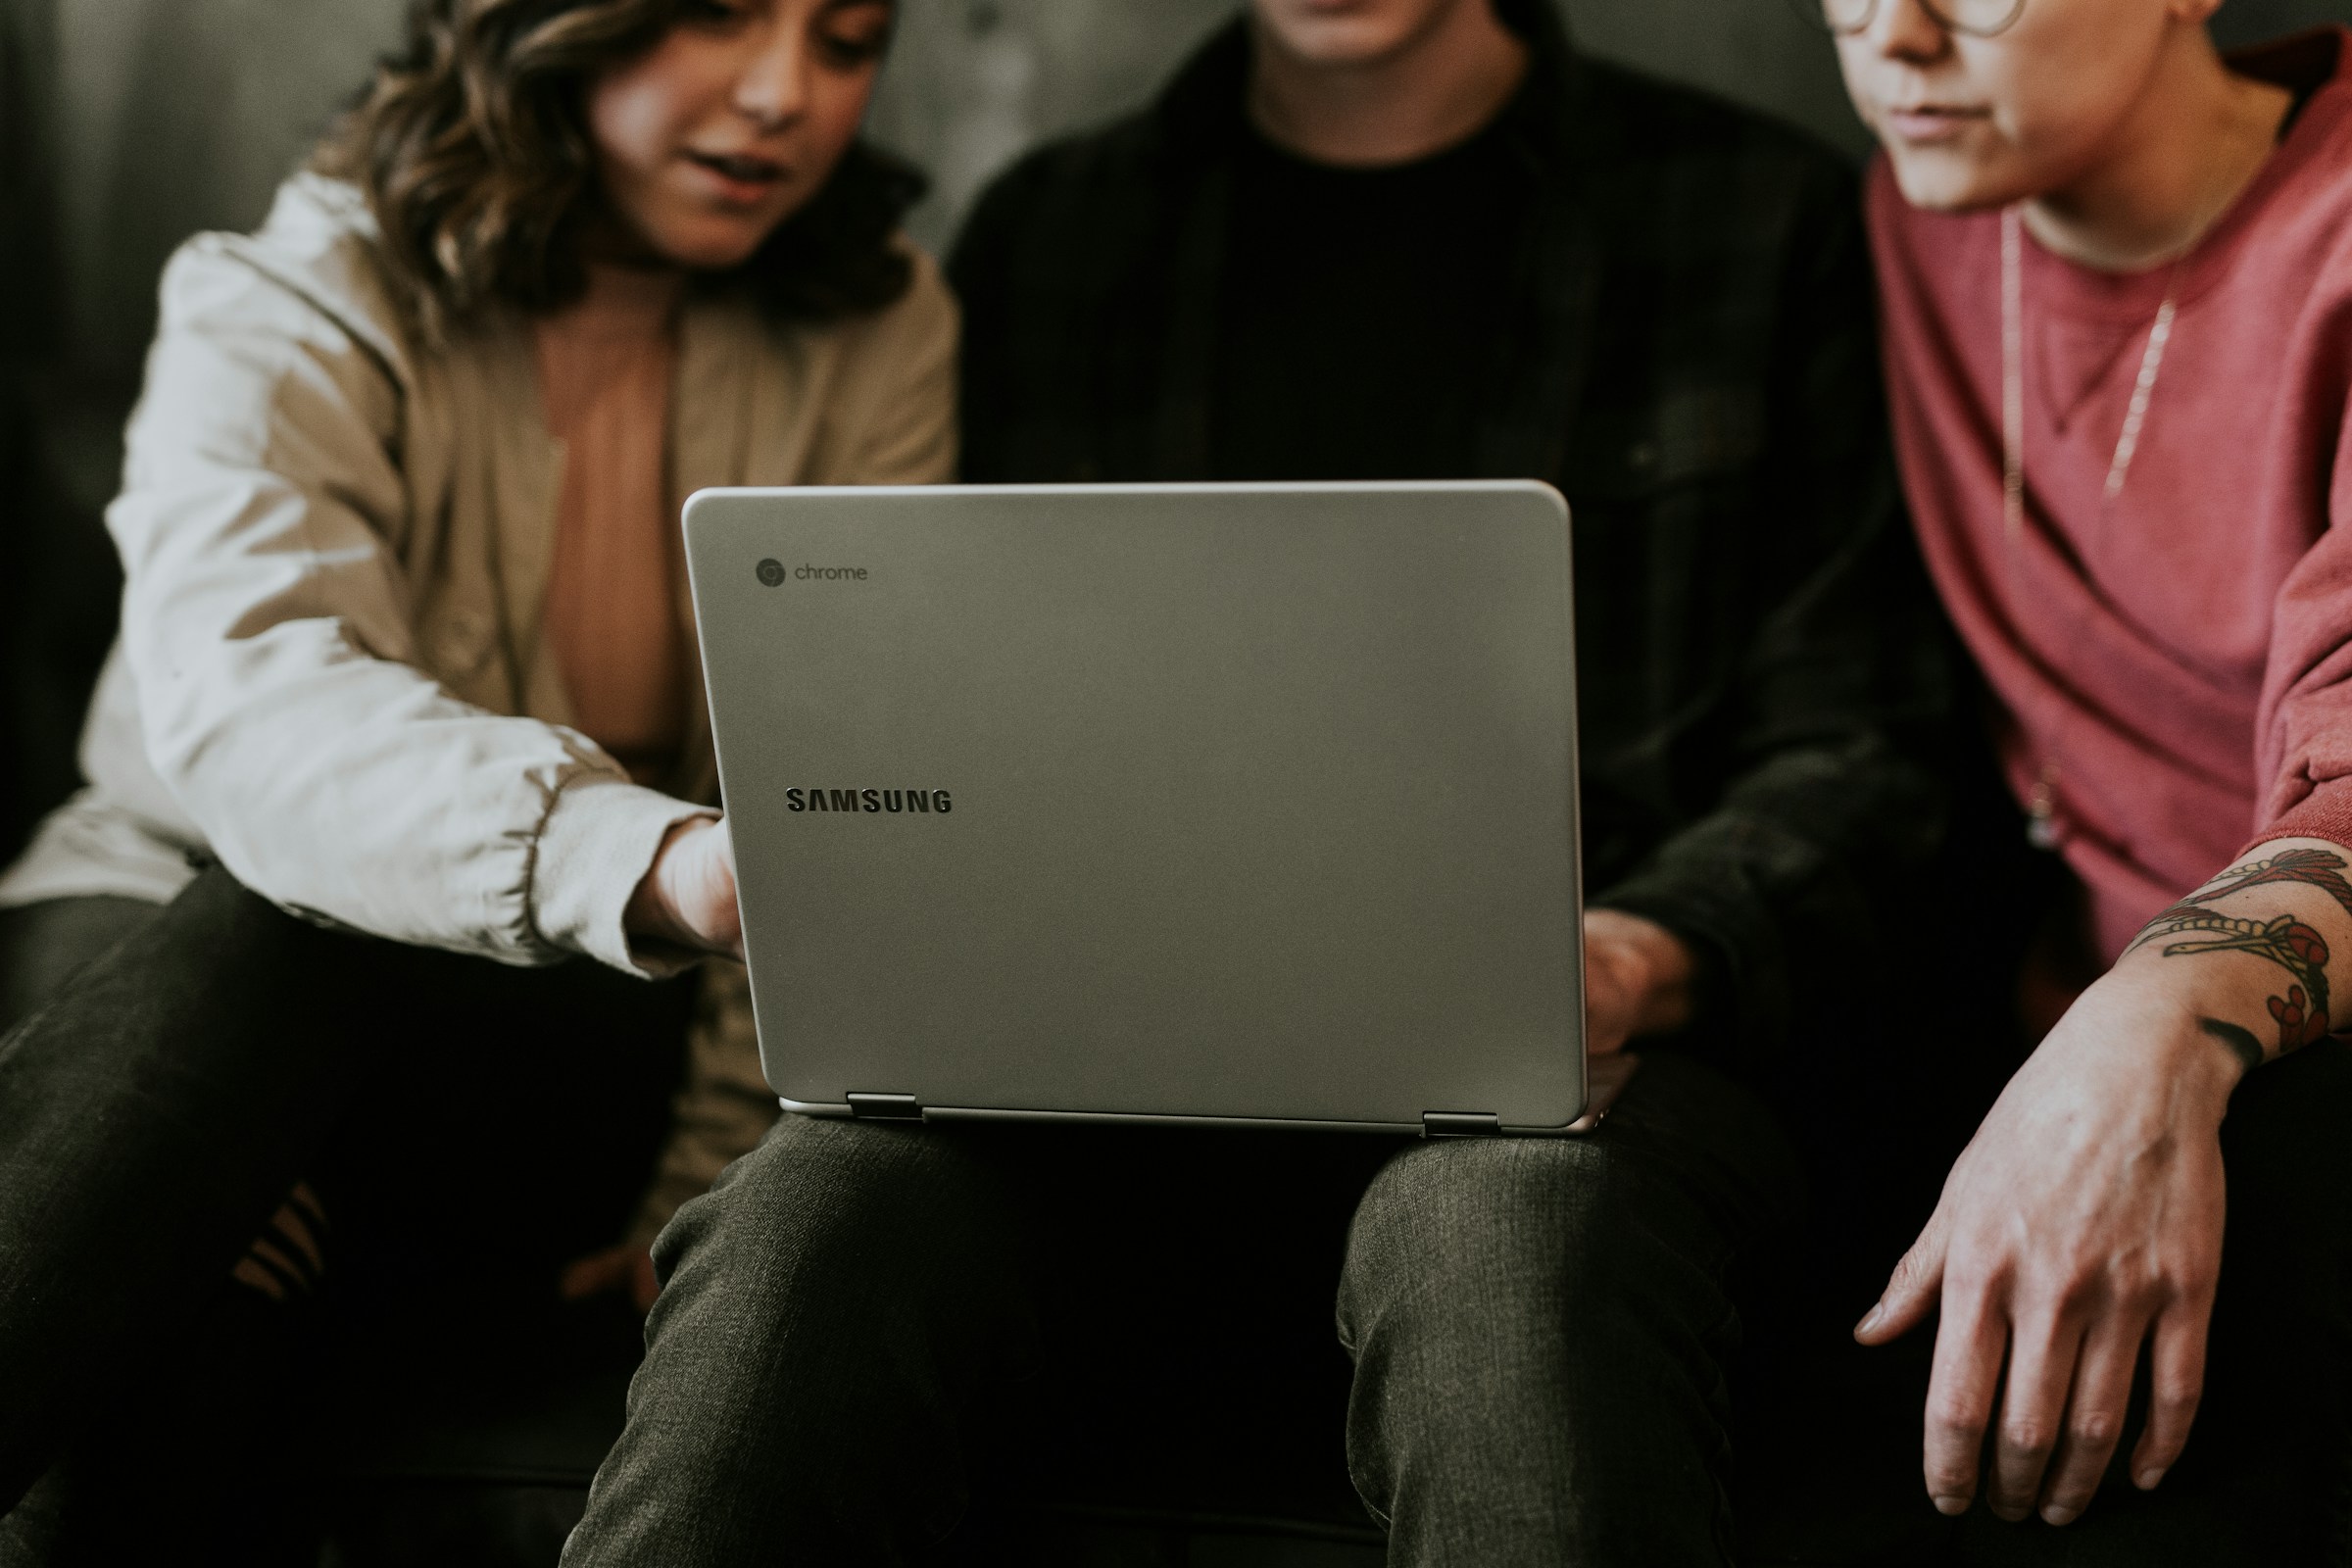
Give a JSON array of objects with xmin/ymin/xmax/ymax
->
[{"xmin": 2129, "ymin": 849, "xmax": 2352, "ymax": 1060}]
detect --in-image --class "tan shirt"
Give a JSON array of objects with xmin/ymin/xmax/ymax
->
[
  {"xmin": 534, "ymin": 264, "xmax": 690, "ymax": 782},
  {"xmin": 0, "ymin": 173, "xmax": 957, "ymax": 1242}
]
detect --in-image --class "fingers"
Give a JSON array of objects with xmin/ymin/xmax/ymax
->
[
  {"xmin": 2130, "ymin": 1300, "xmax": 2211, "ymax": 1492},
  {"xmin": 287, "ymin": 1179, "xmax": 327, "ymax": 1229},
  {"xmin": 1922, "ymin": 1280, "xmax": 2007, "ymax": 1516},
  {"xmin": 629, "ymin": 815, "xmax": 735, "ymax": 955},
  {"xmin": 1857, "ymin": 1209, "xmax": 1948, "ymax": 1344},
  {"xmin": 714, "ymin": 832, "xmax": 745, "ymax": 959},
  {"xmin": 270, "ymin": 1191, "xmax": 327, "ymax": 1276},
  {"xmin": 1948, "ymin": 1287, "xmax": 2209, "ymax": 1528},
  {"xmin": 228, "ymin": 1182, "xmax": 330, "ymax": 1301},
  {"xmin": 231, "ymin": 1254, "xmax": 288, "ymax": 1301},
  {"xmin": 677, "ymin": 822, "xmax": 738, "ymax": 958},
  {"xmin": 2036, "ymin": 1311, "xmax": 2145, "ymax": 1526},
  {"xmin": 1985, "ymin": 1310, "xmax": 2084, "ymax": 1521}
]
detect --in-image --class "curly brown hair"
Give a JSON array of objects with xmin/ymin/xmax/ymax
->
[{"xmin": 316, "ymin": 0, "xmax": 923, "ymax": 336}]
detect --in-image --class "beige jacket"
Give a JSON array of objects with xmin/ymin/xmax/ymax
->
[{"xmin": 0, "ymin": 172, "xmax": 957, "ymax": 1241}]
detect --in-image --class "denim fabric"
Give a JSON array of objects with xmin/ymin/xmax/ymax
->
[
  {"xmin": 562, "ymin": 1051, "xmax": 1802, "ymax": 1567},
  {"xmin": 0, "ymin": 871, "xmax": 689, "ymax": 1562},
  {"xmin": 0, "ymin": 895, "xmax": 153, "ymax": 1033},
  {"xmin": 1338, "ymin": 1054, "xmax": 1802, "ymax": 1565}
]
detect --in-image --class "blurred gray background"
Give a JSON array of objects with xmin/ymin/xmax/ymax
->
[
  {"xmin": 10, "ymin": 0, "xmax": 2347, "ymax": 414},
  {"xmin": 1, "ymin": 0, "xmax": 2347, "ymax": 849}
]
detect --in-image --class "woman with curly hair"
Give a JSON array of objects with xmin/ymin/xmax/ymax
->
[{"xmin": 0, "ymin": 0, "xmax": 944, "ymax": 1556}]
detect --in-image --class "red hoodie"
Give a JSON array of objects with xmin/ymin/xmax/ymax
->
[{"xmin": 1871, "ymin": 28, "xmax": 2352, "ymax": 961}]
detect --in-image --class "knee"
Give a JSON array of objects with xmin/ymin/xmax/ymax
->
[
  {"xmin": 648, "ymin": 1117, "xmax": 1024, "ymax": 1380},
  {"xmin": 626, "ymin": 1120, "xmax": 1032, "ymax": 1494},
  {"xmin": 1344, "ymin": 1137, "xmax": 1638, "ymax": 1327},
  {"xmin": 1338, "ymin": 1143, "xmax": 1637, "ymax": 1516},
  {"xmin": 660, "ymin": 1116, "xmax": 996, "ymax": 1288}
]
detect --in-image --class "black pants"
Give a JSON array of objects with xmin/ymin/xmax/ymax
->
[
  {"xmin": 562, "ymin": 1054, "xmax": 2352, "ymax": 1568},
  {"xmin": 561, "ymin": 1049, "xmax": 1809, "ymax": 1568},
  {"xmin": 0, "ymin": 871, "xmax": 690, "ymax": 1564}
]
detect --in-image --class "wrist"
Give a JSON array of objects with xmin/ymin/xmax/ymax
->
[
  {"xmin": 2059, "ymin": 962, "xmax": 2250, "ymax": 1117},
  {"xmin": 625, "ymin": 816, "xmax": 710, "ymax": 950}
]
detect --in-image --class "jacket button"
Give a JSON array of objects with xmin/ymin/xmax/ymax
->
[{"xmin": 1628, "ymin": 440, "xmax": 1662, "ymax": 472}]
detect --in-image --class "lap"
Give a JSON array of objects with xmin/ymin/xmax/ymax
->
[
  {"xmin": 1, "ymin": 871, "xmax": 692, "ymax": 1375},
  {"xmin": 696, "ymin": 1050, "xmax": 1800, "ymax": 1343},
  {"xmin": 0, "ymin": 894, "xmax": 163, "ymax": 1035},
  {"xmin": 680, "ymin": 1112, "xmax": 1396, "ymax": 1498},
  {"xmin": 1346, "ymin": 1049, "xmax": 1804, "ymax": 1305},
  {"xmin": 0, "ymin": 870, "xmax": 694, "ymax": 1542},
  {"xmin": 682, "ymin": 1055, "xmax": 1804, "ymax": 1491}
]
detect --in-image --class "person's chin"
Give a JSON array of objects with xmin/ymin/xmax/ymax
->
[
  {"xmin": 1882, "ymin": 144, "xmax": 2015, "ymax": 216},
  {"xmin": 655, "ymin": 215, "xmax": 779, "ymax": 273},
  {"xmin": 1259, "ymin": 13, "xmax": 1414, "ymax": 68}
]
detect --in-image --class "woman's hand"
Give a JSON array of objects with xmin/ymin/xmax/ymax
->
[
  {"xmin": 625, "ymin": 815, "xmax": 743, "ymax": 959},
  {"xmin": 1583, "ymin": 908, "xmax": 1696, "ymax": 1055},
  {"xmin": 1855, "ymin": 963, "xmax": 2242, "ymax": 1527}
]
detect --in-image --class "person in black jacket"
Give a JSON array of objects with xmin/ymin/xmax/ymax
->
[{"xmin": 564, "ymin": 2, "xmax": 1950, "ymax": 1562}]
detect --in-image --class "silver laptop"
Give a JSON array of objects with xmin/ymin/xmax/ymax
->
[{"xmin": 684, "ymin": 481, "xmax": 1593, "ymax": 1136}]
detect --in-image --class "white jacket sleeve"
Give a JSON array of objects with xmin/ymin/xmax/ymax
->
[{"xmin": 112, "ymin": 236, "xmax": 704, "ymax": 972}]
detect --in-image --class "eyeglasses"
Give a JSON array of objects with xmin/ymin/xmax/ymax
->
[{"xmin": 1786, "ymin": 0, "xmax": 2028, "ymax": 37}]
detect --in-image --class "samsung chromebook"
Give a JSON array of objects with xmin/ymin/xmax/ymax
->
[{"xmin": 684, "ymin": 481, "xmax": 1610, "ymax": 1137}]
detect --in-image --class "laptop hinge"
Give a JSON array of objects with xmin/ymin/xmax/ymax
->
[
  {"xmin": 1421, "ymin": 1111, "xmax": 1501, "ymax": 1138},
  {"xmin": 846, "ymin": 1093, "xmax": 924, "ymax": 1121}
]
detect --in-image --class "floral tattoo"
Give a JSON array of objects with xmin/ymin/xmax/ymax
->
[
  {"xmin": 2176, "ymin": 847, "xmax": 2352, "ymax": 914},
  {"xmin": 2129, "ymin": 849, "xmax": 2352, "ymax": 1060}
]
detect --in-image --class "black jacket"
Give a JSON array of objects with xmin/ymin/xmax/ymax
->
[{"xmin": 949, "ymin": 15, "xmax": 1949, "ymax": 1054}]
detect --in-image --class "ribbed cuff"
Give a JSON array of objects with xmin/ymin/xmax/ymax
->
[
  {"xmin": 532, "ymin": 773, "xmax": 716, "ymax": 976},
  {"xmin": 1591, "ymin": 882, "xmax": 1760, "ymax": 1048},
  {"xmin": 2251, "ymin": 779, "xmax": 2352, "ymax": 859}
]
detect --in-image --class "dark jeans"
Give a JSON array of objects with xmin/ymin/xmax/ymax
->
[
  {"xmin": 0, "ymin": 871, "xmax": 690, "ymax": 1564},
  {"xmin": 562, "ymin": 1049, "xmax": 1808, "ymax": 1568}
]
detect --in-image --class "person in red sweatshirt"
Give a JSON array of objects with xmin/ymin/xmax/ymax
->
[{"xmin": 1829, "ymin": 0, "xmax": 2352, "ymax": 1555}]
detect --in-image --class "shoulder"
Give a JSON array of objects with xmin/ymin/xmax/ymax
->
[
  {"xmin": 160, "ymin": 172, "xmax": 418, "ymax": 381},
  {"xmin": 129, "ymin": 174, "xmax": 436, "ymax": 464},
  {"xmin": 2266, "ymin": 66, "xmax": 2352, "ymax": 297},
  {"xmin": 1575, "ymin": 59, "xmax": 1855, "ymax": 201},
  {"xmin": 949, "ymin": 107, "xmax": 1173, "ymax": 292},
  {"xmin": 947, "ymin": 20, "xmax": 1234, "ymax": 290},
  {"xmin": 761, "ymin": 238, "xmax": 957, "ymax": 480},
  {"xmin": 979, "ymin": 109, "xmax": 1164, "ymax": 217},
  {"xmin": 1549, "ymin": 58, "xmax": 1867, "ymax": 288},
  {"xmin": 815, "ymin": 241, "xmax": 956, "ymax": 380}
]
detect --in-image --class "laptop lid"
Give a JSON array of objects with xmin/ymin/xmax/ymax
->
[{"xmin": 685, "ymin": 482, "xmax": 1586, "ymax": 1135}]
